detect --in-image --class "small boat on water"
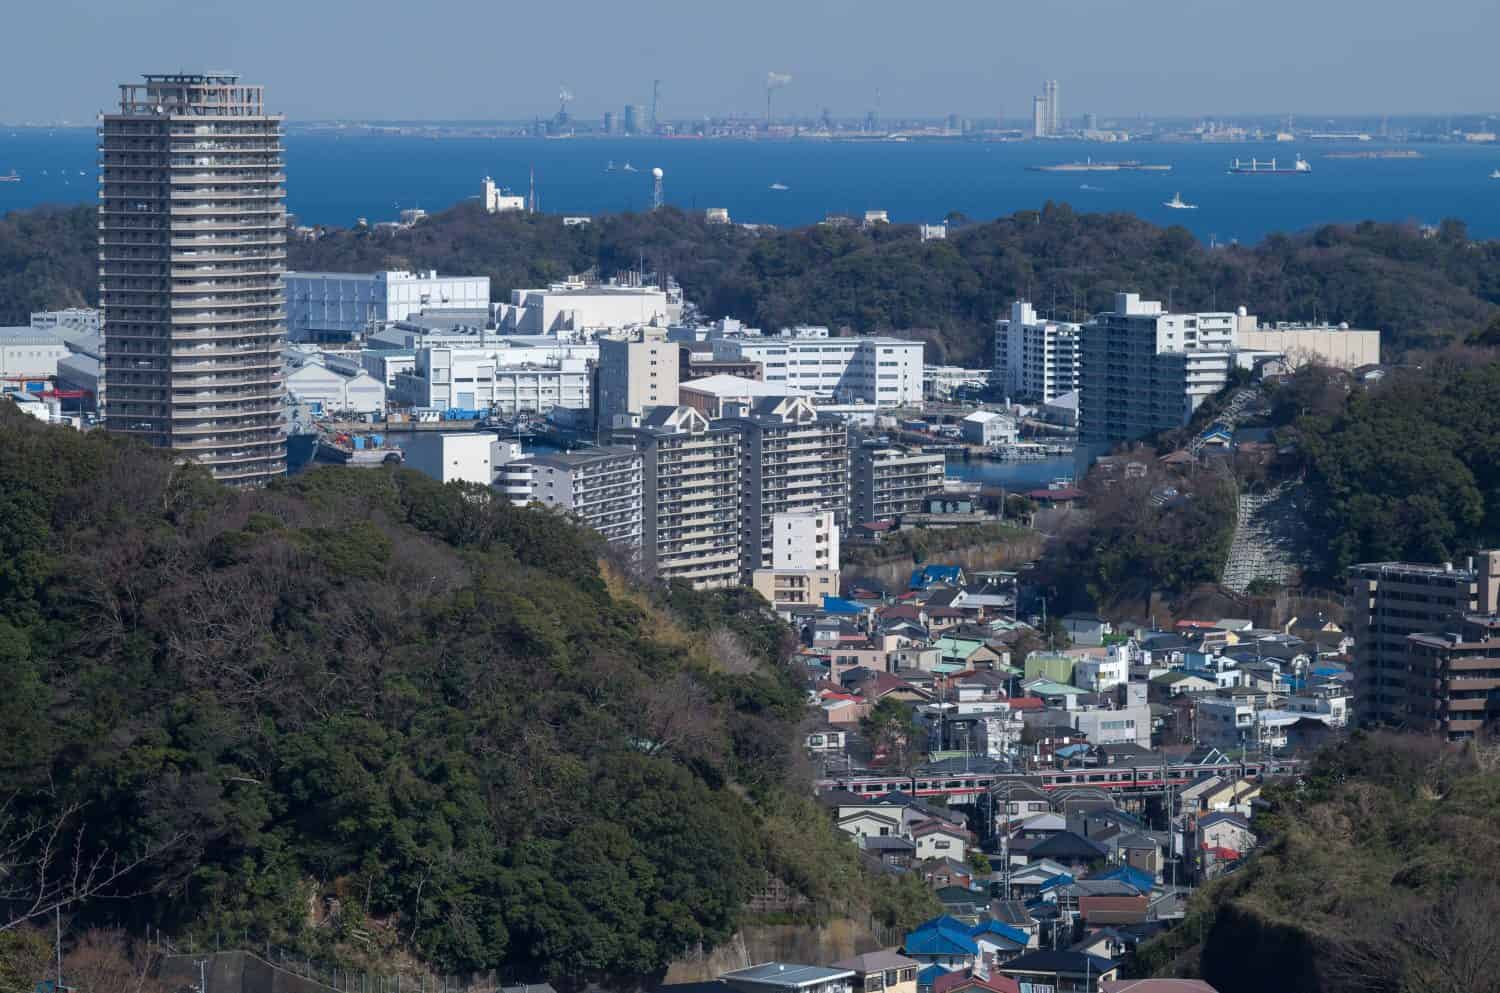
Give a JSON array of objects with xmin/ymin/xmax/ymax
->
[
  {"xmin": 0, "ymin": 170, "xmax": 19, "ymax": 183},
  {"xmin": 622, "ymin": 162, "xmax": 638, "ymax": 172},
  {"xmin": 769, "ymin": 182, "xmax": 789, "ymax": 191},
  {"xmin": 1163, "ymin": 192, "xmax": 1198, "ymax": 210},
  {"xmin": 606, "ymin": 160, "xmax": 615, "ymax": 172},
  {"xmin": 1491, "ymin": 169, "xmax": 1500, "ymax": 180}
]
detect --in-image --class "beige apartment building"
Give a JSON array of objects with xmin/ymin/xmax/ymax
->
[
  {"xmin": 725, "ymin": 396, "xmax": 848, "ymax": 579},
  {"xmin": 631, "ymin": 406, "xmax": 742, "ymax": 589},
  {"xmin": 596, "ymin": 326, "xmax": 678, "ymax": 437},
  {"xmin": 1347, "ymin": 551, "xmax": 1500, "ymax": 726},
  {"xmin": 100, "ymin": 73, "xmax": 287, "ymax": 485},
  {"xmin": 850, "ymin": 442, "xmax": 947, "ymax": 524}
]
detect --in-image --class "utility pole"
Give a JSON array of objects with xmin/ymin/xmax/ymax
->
[
  {"xmin": 196, "ymin": 959, "xmax": 210, "ymax": 993},
  {"xmin": 55, "ymin": 906, "xmax": 63, "ymax": 992}
]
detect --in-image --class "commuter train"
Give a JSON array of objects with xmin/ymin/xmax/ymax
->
[{"xmin": 816, "ymin": 758, "xmax": 1302, "ymax": 801}]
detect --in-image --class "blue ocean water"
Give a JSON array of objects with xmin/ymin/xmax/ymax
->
[{"xmin": 4, "ymin": 128, "xmax": 1500, "ymax": 243}]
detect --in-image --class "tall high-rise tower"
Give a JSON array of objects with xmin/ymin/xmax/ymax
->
[
  {"xmin": 99, "ymin": 73, "xmax": 287, "ymax": 486},
  {"xmin": 1044, "ymin": 80, "xmax": 1061, "ymax": 135}
]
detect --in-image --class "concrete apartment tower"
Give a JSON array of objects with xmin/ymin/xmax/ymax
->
[{"xmin": 100, "ymin": 73, "xmax": 287, "ymax": 486}]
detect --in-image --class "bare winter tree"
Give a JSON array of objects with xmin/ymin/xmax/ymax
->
[
  {"xmin": 0, "ymin": 798, "xmax": 181, "ymax": 934},
  {"xmin": 63, "ymin": 929, "xmax": 168, "ymax": 993},
  {"xmin": 1326, "ymin": 881, "xmax": 1500, "ymax": 993},
  {"xmin": 705, "ymin": 627, "xmax": 761, "ymax": 676}
]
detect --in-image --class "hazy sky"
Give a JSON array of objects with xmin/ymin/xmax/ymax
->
[{"xmin": 5, "ymin": 0, "xmax": 1497, "ymax": 122}]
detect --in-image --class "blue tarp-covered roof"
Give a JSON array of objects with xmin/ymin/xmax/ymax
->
[
  {"xmin": 910, "ymin": 565, "xmax": 964, "ymax": 590},
  {"xmin": 1090, "ymin": 865, "xmax": 1153, "ymax": 894},
  {"xmin": 969, "ymin": 919, "xmax": 1030, "ymax": 947},
  {"xmin": 822, "ymin": 596, "xmax": 866, "ymax": 615},
  {"xmin": 904, "ymin": 927, "xmax": 979, "ymax": 956}
]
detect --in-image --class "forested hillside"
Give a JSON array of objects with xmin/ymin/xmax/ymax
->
[
  {"xmin": 0, "ymin": 409, "xmax": 928, "ymax": 984},
  {"xmin": 1138, "ymin": 733, "xmax": 1500, "ymax": 993},
  {"xmin": 7, "ymin": 201, "xmax": 1500, "ymax": 363},
  {"xmin": 1276, "ymin": 357, "xmax": 1500, "ymax": 577}
]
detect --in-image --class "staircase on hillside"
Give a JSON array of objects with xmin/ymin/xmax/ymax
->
[{"xmin": 1221, "ymin": 480, "xmax": 1308, "ymax": 593}]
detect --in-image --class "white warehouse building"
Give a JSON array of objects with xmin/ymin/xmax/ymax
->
[
  {"xmin": 394, "ymin": 347, "xmax": 590, "ymax": 415},
  {"xmin": 495, "ymin": 282, "xmax": 680, "ymax": 337},
  {"xmin": 285, "ymin": 270, "xmax": 491, "ymax": 343},
  {"xmin": 711, "ymin": 334, "xmax": 925, "ymax": 408}
]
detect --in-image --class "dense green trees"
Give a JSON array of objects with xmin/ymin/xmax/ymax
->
[
  {"xmin": 0, "ymin": 408, "xmax": 852, "ymax": 983},
  {"xmin": 1289, "ymin": 360, "xmax": 1500, "ymax": 576},
  {"xmin": 9, "ymin": 202, "xmax": 1500, "ymax": 363}
]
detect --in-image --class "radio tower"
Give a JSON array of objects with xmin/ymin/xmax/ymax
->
[{"xmin": 651, "ymin": 167, "xmax": 664, "ymax": 209}]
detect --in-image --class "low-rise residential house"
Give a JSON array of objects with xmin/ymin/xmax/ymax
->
[
  {"xmin": 1061, "ymin": 614, "xmax": 1112, "ymax": 647},
  {"xmin": 999, "ymin": 951, "xmax": 1119, "ymax": 993},
  {"xmin": 918, "ymin": 857, "xmax": 977, "ymax": 890},
  {"xmin": 721, "ymin": 964, "xmax": 856, "ymax": 993},
  {"xmin": 864, "ymin": 835, "xmax": 919, "ymax": 867},
  {"xmin": 932, "ymin": 974, "xmax": 1019, "ymax": 993},
  {"xmin": 1078, "ymin": 895, "xmax": 1149, "ymax": 927},
  {"xmin": 839, "ymin": 811, "xmax": 904, "ymax": 842},
  {"xmin": 968, "ymin": 920, "xmax": 1030, "ymax": 976},
  {"xmin": 913, "ymin": 821, "xmax": 972, "ymax": 861},
  {"xmin": 1026, "ymin": 831, "xmax": 1109, "ymax": 873},
  {"xmin": 904, "ymin": 923, "xmax": 980, "ymax": 972},
  {"xmin": 915, "ymin": 965, "xmax": 951, "ymax": 993},
  {"xmin": 1195, "ymin": 811, "xmax": 1255, "ymax": 855},
  {"xmin": 832, "ymin": 952, "xmax": 921, "ymax": 993},
  {"xmin": 1201, "ymin": 778, "xmax": 1261, "ymax": 815},
  {"xmin": 805, "ymin": 726, "xmax": 848, "ymax": 753}
]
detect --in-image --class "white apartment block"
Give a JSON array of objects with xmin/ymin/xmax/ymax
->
[
  {"xmin": 394, "ymin": 347, "xmax": 590, "ymax": 414},
  {"xmin": 725, "ymin": 396, "xmax": 849, "ymax": 578},
  {"xmin": 285, "ymin": 270, "xmax": 491, "ymax": 343},
  {"xmin": 849, "ymin": 443, "xmax": 946, "ymax": 524},
  {"xmin": 631, "ymin": 406, "xmax": 743, "ymax": 590},
  {"xmin": 1080, "ymin": 293, "xmax": 1238, "ymax": 445},
  {"xmin": 404, "ymin": 433, "xmax": 511, "ymax": 486},
  {"xmin": 495, "ymin": 281, "xmax": 679, "ymax": 336},
  {"xmin": 994, "ymin": 301, "xmax": 1081, "ymax": 403},
  {"xmin": 752, "ymin": 510, "xmax": 841, "ymax": 611},
  {"xmin": 712, "ymin": 334, "xmax": 924, "ymax": 408},
  {"xmin": 596, "ymin": 327, "xmax": 680, "ymax": 433},
  {"xmin": 516, "ymin": 447, "xmax": 645, "ymax": 548}
]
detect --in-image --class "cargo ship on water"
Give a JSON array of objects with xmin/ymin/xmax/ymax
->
[
  {"xmin": 1028, "ymin": 158, "xmax": 1172, "ymax": 173},
  {"xmin": 1228, "ymin": 154, "xmax": 1312, "ymax": 175}
]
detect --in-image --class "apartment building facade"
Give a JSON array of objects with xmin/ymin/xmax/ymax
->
[
  {"xmin": 100, "ymin": 73, "xmax": 287, "ymax": 486},
  {"xmin": 519, "ymin": 447, "xmax": 644, "ymax": 549},
  {"xmin": 631, "ymin": 406, "xmax": 743, "ymax": 589},
  {"xmin": 850, "ymin": 443, "xmax": 946, "ymax": 524},
  {"xmin": 712, "ymin": 334, "xmax": 924, "ymax": 407},
  {"xmin": 1079, "ymin": 293, "xmax": 1237, "ymax": 446},
  {"xmin": 726, "ymin": 396, "xmax": 849, "ymax": 578},
  {"xmin": 751, "ymin": 511, "xmax": 841, "ymax": 611},
  {"xmin": 596, "ymin": 327, "xmax": 679, "ymax": 434},
  {"xmin": 993, "ymin": 300, "xmax": 1081, "ymax": 403},
  {"xmin": 1347, "ymin": 552, "xmax": 1500, "ymax": 726},
  {"xmin": 1406, "ymin": 615, "xmax": 1500, "ymax": 740}
]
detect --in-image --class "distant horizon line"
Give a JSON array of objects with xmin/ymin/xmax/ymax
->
[{"xmin": 3, "ymin": 109, "xmax": 1498, "ymax": 129}]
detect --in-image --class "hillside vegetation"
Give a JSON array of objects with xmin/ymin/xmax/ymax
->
[
  {"xmin": 1285, "ymin": 358, "xmax": 1500, "ymax": 577},
  {"xmin": 1139, "ymin": 733, "xmax": 1500, "ymax": 993},
  {"xmin": 7, "ymin": 202, "xmax": 1500, "ymax": 363},
  {"xmin": 0, "ymin": 408, "xmax": 927, "ymax": 985}
]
